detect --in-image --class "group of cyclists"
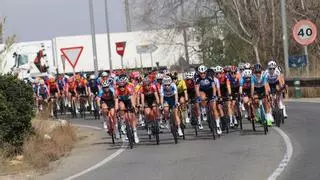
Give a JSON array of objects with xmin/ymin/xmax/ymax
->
[{"xmin": 29, "ymin": 59, "xmax": 288, "ymax": 145}]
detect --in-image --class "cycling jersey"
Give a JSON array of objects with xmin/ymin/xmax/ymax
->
[
  {"xmin": 160, "ymin": 83, "xmax": 177, "ymax": 98},
  {"xmin": 75, "ymin": 79, "xmax": 87, "ymax": 95},
  {"xmin": 227, "ymin": 73, "xmax": 241, "ymax": 98},
  {"xmin": 140, "ymin": 84, "xmax": 157, "ymax": 107},
  {"xmin": 47, "ymin": 82, "xmax": 59, "ymax": 96},
  {"xmin": 196, "ymin": 76, "xmax": 215, "ymax": 99},
  {"xmin": 265, "ymin": 69, "xmax": 280, "ymax": 94},
  {"xmin": 57, "ymin": 79, "xmax": 65, "ymax": 90},
  {"xmin": 176, "ymin": 80, "xmax": 187, "ymax": 98},
  {"xmin": 88, "ymin": 79, "xmax": 99, "ymax": 95},
  {"xmin": 218, "ymin": 74, "xmax": 230, "ymax": 98},
  {"xmin": 98, "ymin": 87, "xmax": 115, "ymax": 107},
  {"xmin": 251, "ymin": 73, "xmax": 267, "ymax": 96},
  {"xmin": 185, "ymin": 79, "xmax": 196, "ymax": 100},
  {"xmin": 115, "ymin": 85, "xmax": 133, "ymax": 109},
  {"xmin": 240, "ymin": 77, "xmax": 252, "ymax": 96},
  {"xmin": 38, "ymin": 85, "xmax": 49, "ymax": 99}
]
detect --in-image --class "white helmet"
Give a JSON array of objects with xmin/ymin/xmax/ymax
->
[
  {"xmin": 243, "ymin": 69, "xmax": 252, "ymax": 77},
  {"xmin": 101, "ymin": 72, "xmax": 108, "ymax": 77},
  {"xmin": 90, "ymin": 74, "xmax": 96, "ymax": 80},
  {"xmin": 268, "ymin": 61, "xmax": 277, "ymax": 69},
  {"xmin": 156, "ymin": 73, "xmax": 164, "ymax": 80},
  {"xmin": 244, "ymin": 63, "xmax": 251, "ymax": 69},
  {"xmin": 210, "ymin": 66, "xmax": 217, "ymax": 72},
  {"xmin": 162, "ymin": 76, "xmax": 172, "ymax": 85},
  {"xmin": 39, "ymin": 79, "xmax": 45, "ymax": 85},
  {"xmin": 185, "ymin": 72, "xmax": 194, "ymax": 79},
  {"xmin": 215, "ymin": 66, "xmax": 224, "ymax": 73},
  {"xmin": 198, "ymin": 65, "xmax": 207, "ymax": 73}
]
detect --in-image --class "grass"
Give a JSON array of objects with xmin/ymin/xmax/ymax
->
[{"xmin": 0, "ymin": 118, "xmax": 77, "ymax": 175}]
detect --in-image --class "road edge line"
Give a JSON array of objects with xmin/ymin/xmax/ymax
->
[
  {"xmin": 62, "ymin": 123, "xmax": 126, "ymax": 180},
  {"xmin": 268, "ymin": 127, "xmax": 293, "ymax": 180}
]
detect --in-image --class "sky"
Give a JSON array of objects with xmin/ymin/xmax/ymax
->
[{"xmin": 0, "ymin": 0, "xmax": 127, "ymax": 42}]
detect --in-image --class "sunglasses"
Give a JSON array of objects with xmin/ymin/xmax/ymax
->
[
  {"xmin": 269, "ymin": 68, "xmax": 275, "ymax": 70},
  {"xmin": 231, "ymin": 72, "xmax": 237, "ymax": 75},
  {"xmin": 200, "ymin": 72, "xmax": 206, "ymax": 75},
  {"xmin": 164, "ymin": 84, "xmax": 171, "ymax": 87},
  {"xmin": 255, "ymin": 71, "xmax": 261, "ymax": 74},
  {"xmin": 216, "ymin": 72, "xmax": 222, "ymax": 75}
]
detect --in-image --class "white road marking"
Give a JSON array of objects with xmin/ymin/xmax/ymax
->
[
  {"xmin": 268, "ymin": 127, "xmax": 293, "ymax": 180},
  {"xmin": 73, "ymin": 124, "xmax": 103, "ymax": 130},
  {"xmin": 63, "ymin": 123, "xmax": 126, "ymax": 180}
]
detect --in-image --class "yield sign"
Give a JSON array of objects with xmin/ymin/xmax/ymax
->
[{"xmin": 60, "ymin": 46, "xmax": 84, "ymax": 68}]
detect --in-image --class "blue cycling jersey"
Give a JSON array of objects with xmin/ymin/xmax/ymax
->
[
  {"xmin": 251, "ymin": 74, "xmax": 267, "ymax": 88},
  {"xmin": 160, "ymin": 83, "xmax": 177, "ymax": 97},
  {"xmin": 196, "ymin": 77, "xmax": 214, "ymax": 91}
]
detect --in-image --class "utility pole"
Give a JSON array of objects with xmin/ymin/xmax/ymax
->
[
  {"xmin": 89, "ymin": 0, "xmax": 99, "ymax": 76},
  {"xmin": 180, "ymin": 0, "xmax": 190, "ymax": 65},
  {"xmin": 280, "ymin": 0, "xmax": 290, "ymax": 76},
  {"xmin": 124, "ymin": 0, "xmax": 132, "ymax": 32},
  {"xmin": 104, "ymin": 0, "xmax": 113, "ymax": 71}
]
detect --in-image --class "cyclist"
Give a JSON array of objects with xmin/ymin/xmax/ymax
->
[
  {"xmin": 172, "ymin": 73, "xmax": 189, "ymax": 124},
  {"xmin": 160, "ymin": 76, "xmax": 183, "ymax": 136},
  {"xmin": 97, "ymin": 81, "xmax": 119, "ymax": 138},
  {"xmin": 265, "ymin": 60, "xmax": 287, "ymax": 119},
  {"xmin": 227, "ymin": 66, "xmax": 241, "ymax": 127},
  {"xmin": 88, "ymin": 74, "xmax": 100, "ymax": 111},
  {"xmin": 37, "ymin": 79, "xmax": 49, "ymax": 111},
  {"xmin": 184, "ymin": 71, "xmax": 197, "ymax": 124},
  {"xmin": 155, "ymin": 73, "xmax": 164, "ymax": 94},
  {"xmin": 140, "ymin": 78, "xmax": 160, "ymax": 135},
  {"xmin": 47, "ymin": 76, "xmax": 60, "ymax": 116},
  {"xmin": 195, "ymin": 65, "xmax": 220, "ymax": 133},
  {"xmin": 74, "ymin": 74, "xmax": 89, "ymax": 112},
  {"xmin": 115, "ymin": 76, "xmax": 140, "ymax": 143},
  {"xmin": 251, "ymin": 63, "xmax": 273, "ymax": 126},
  {"xmin": 239, "ymin": 69, "xmax": 253, "ymax": 119},
  {"xmin": 216, "ymin": 65, "xmax": 232, "ymax": 131},
  {"xmin": 66, "ymin": 77, "xmax": 76, "ymax": 109}
]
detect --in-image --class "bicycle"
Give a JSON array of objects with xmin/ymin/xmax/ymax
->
[
  {"xmin": 79, "ymin": 94, "xmax": 87, "ymax": 119},
  {"xmin": 178, "ymin": 105, "xmax": 186, "ymax": 140},
  {"xmin": 162, "ymin": 104, "xmax": 179, "ymax": 144},
  {"xmin": 145, "ymin": 104, "xmax": 160, "ymax": 145},
  {"xmin": 271, "ymin": 89, "xmax": 285, "ymax": 127},
  {"xmin": 103, "ymin": 107, "xmax": 117, "ymax": 144},
  {"xmin": 117, "ymin": 107, "xmax": 136, "ymax": 149},
  {"xmin": 253, "ymin": 94, "xmax": 268, "ymax": 135},
  {"xmin": 189, "ymin": 99, "xmax": 199, "ymax": 137}
]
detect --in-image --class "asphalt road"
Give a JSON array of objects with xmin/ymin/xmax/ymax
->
[{"xmin": 38, "ymin": 102, "xmax": 320, "ymax": 180}]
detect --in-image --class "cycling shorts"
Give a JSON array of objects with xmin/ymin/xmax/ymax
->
[
  {"xmin": 200, "ymin": 88, "xmax": 213, "ymax": 100},
  {"xmin": 144, "ymin": 94, "xmax": 156, "ymax": 108},
  {"xmin": 101, "ymin": 99, "xmax": 115, "ymax": 108},
  {"xmin": 269, "ymin": 81, "xmax": 279, "ymax": 94},
  {"xmin": 254, "ymin": 87, "xmax": 266, "ymax": 97},
  {"xmin": 119, "ymin": 99, "xmax": 132, "ymax": 110},
  {"xmin": 164, "ymin": 96, "xmax": 176, "ymax": 108},
  {"xmin": 50, "ymin": 88, "xmax": 58, "ymax": 97}
]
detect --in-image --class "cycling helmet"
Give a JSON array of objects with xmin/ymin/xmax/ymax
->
[
  {"xmin": 162, "ymin": 69, "xmax": 170, "ymax": 75},
  {"xmin": 268, "ymin": 60, "xmax": 277, "ymax": 69},
  {"xmin": 107, "ymin": 78, "xmax": 114, "ymax": 85},
  {"xmin": 185, "ymin": 72, "xmax": 194, "ymax": 79},
  {"xmin": 238, "ymin": 63, "xmax": 245, "ymax": 70},
  {"xmin": 83, "ymin": 74, "xmax": 87, "ymax": 79},
  {"xmin": 210, "ymin": 66, "xmax": 217, "ymax": 72},
  {"xmin": 224, "ymin": 65, "xmax": 231, "ymax": 73},
  {"xmin": 39, "ymin": 79, "xmax": 45, "ymax": 85},
  {"xmin": 90, "ymin": 74, "xmax": 96, "ymax": 80},
  {"xmin": 230, "ymin": 66, "xmax": 237, "ymax": 73},
  {"xmin": 101, "ymin": 72, "xmax": 108, "ymax": 77},
  {"xmin": 162, "ymin": 76, "xmax": 172, "ymax": 85},
  {"xmin": 130, "ymin": 71, "xmax": 140, "ymax": 79},
  {"xmin": 244, "ymin": 63, "xmax": 251, "ymax": 69},
  {"xmin": 102, "ymin": 81, "xmax": 110, "ymax": 88},
  {"xmin": 142, "ymin": 78, "xmax": 151, "ymax": 86},
  {"xmin": 198, "ymin": 65, "xmax": 208, "ymax": 73},
  {"xmin": 118, "ymin": 76, "xmax": 127, "ymax": 86},
  {"xmin": 156, "ymin": 73, "xmax": 164, "ymax": 80},
  {"xmin": 277, "ymin": 66, "xmax": 282, "ymax": 73},
  {"xmin": 68, "ymin": 77, "xmax": 74, "ymax": 83},
  {"xmin": 215, "ymin": 66, "xmax": 224, "ymax": 73},
  {"xmin": 243, "ymin": 69, "xmax": 252, "ymax": 77},
  {"xmin": 254, "ymin": 63, "xmax": 263, "ymax": 73},
  {"xmin": 49, "ymin": 77, "xmax": 55, "ymax": 83}
]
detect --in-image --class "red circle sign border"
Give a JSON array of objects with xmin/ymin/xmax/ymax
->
[{"xmin": 292, "ymin": 20, "xmax": 317, "ymax": 46}]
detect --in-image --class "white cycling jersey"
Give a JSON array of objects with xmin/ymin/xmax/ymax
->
[{"xmin": 264, "ymin": 67, "xmax": 281, "ymax": 84}]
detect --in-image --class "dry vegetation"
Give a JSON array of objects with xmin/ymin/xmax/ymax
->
[{"xmin": 0, "ymin": 119, "xmax": 77, "ymax": 175}]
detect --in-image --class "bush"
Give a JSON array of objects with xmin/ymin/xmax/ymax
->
[{"xmin": 0, "ymin": 74, "xmax": 34, "ymax": 153}]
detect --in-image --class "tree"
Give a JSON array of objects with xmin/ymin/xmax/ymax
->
[{"xmin": 0, "ymin": 17, "xmax": 16, "ymax": 74}]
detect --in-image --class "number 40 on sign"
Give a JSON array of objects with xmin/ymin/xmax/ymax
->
[{"xmin": 293, "ymin": 20, "xmax": 317, "ymax": 46}]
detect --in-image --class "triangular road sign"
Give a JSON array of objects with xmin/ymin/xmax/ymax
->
[{"xmin": 60, "ymin": 46, "xmax": 84, "ymax": 68}]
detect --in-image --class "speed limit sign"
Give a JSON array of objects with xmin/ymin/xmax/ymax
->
[{"xmin": 293, "ymin": 20, "xmax": 317, "ymax": 46}]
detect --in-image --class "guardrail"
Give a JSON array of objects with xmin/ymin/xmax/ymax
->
[{"xmin": 285, "ymin": 77, "xmax": 320, "ymax": 87}]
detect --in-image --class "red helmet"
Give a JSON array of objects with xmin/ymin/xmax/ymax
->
[{"xmin": 130, "ymin": 71, "xmax": 140, "ymax": 79}]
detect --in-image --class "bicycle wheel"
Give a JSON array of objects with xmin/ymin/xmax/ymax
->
[
  {"xmin": 153, "ymin": 121, "xmax": 160, "ymax": 145},
  {"xmin": 53, "ymin": 100, "xmax": 58, "ymax": 119},
  {"xmin": 209, "ymin": 111, "xmax": 216, "ymax": 140},
  {"xmin": 259, "ymin": 105, "xmax": 268, "ymax": 135},
  {"xmin": 80, "ymin": 98, "xmax": 86, "ymax": 119},
  {"xmin": 72, "ymin": 100, "xmax": 77, "ymax": 118},
  {"xmin": 170, "ymin": 111, "xmax": 178, "ymax": 144},
  {"xmin": 190, "ymin": 106, "xmax": 198, "ymax": 136},
  {"xmin": 126, "ymin": 120, "xmax": 134, "ymax": 149},
  {"xmin": 280, "ymin": 109, "xmax": 285, "ymax": 124},
  {"xmin": 249, "ymin": 104, "xmax": 256, "ymax": 131}
]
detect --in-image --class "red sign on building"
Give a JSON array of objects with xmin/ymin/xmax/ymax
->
[{"xmin": 115, "ymin": 41, "xmax": 126, "ymax": 56}]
